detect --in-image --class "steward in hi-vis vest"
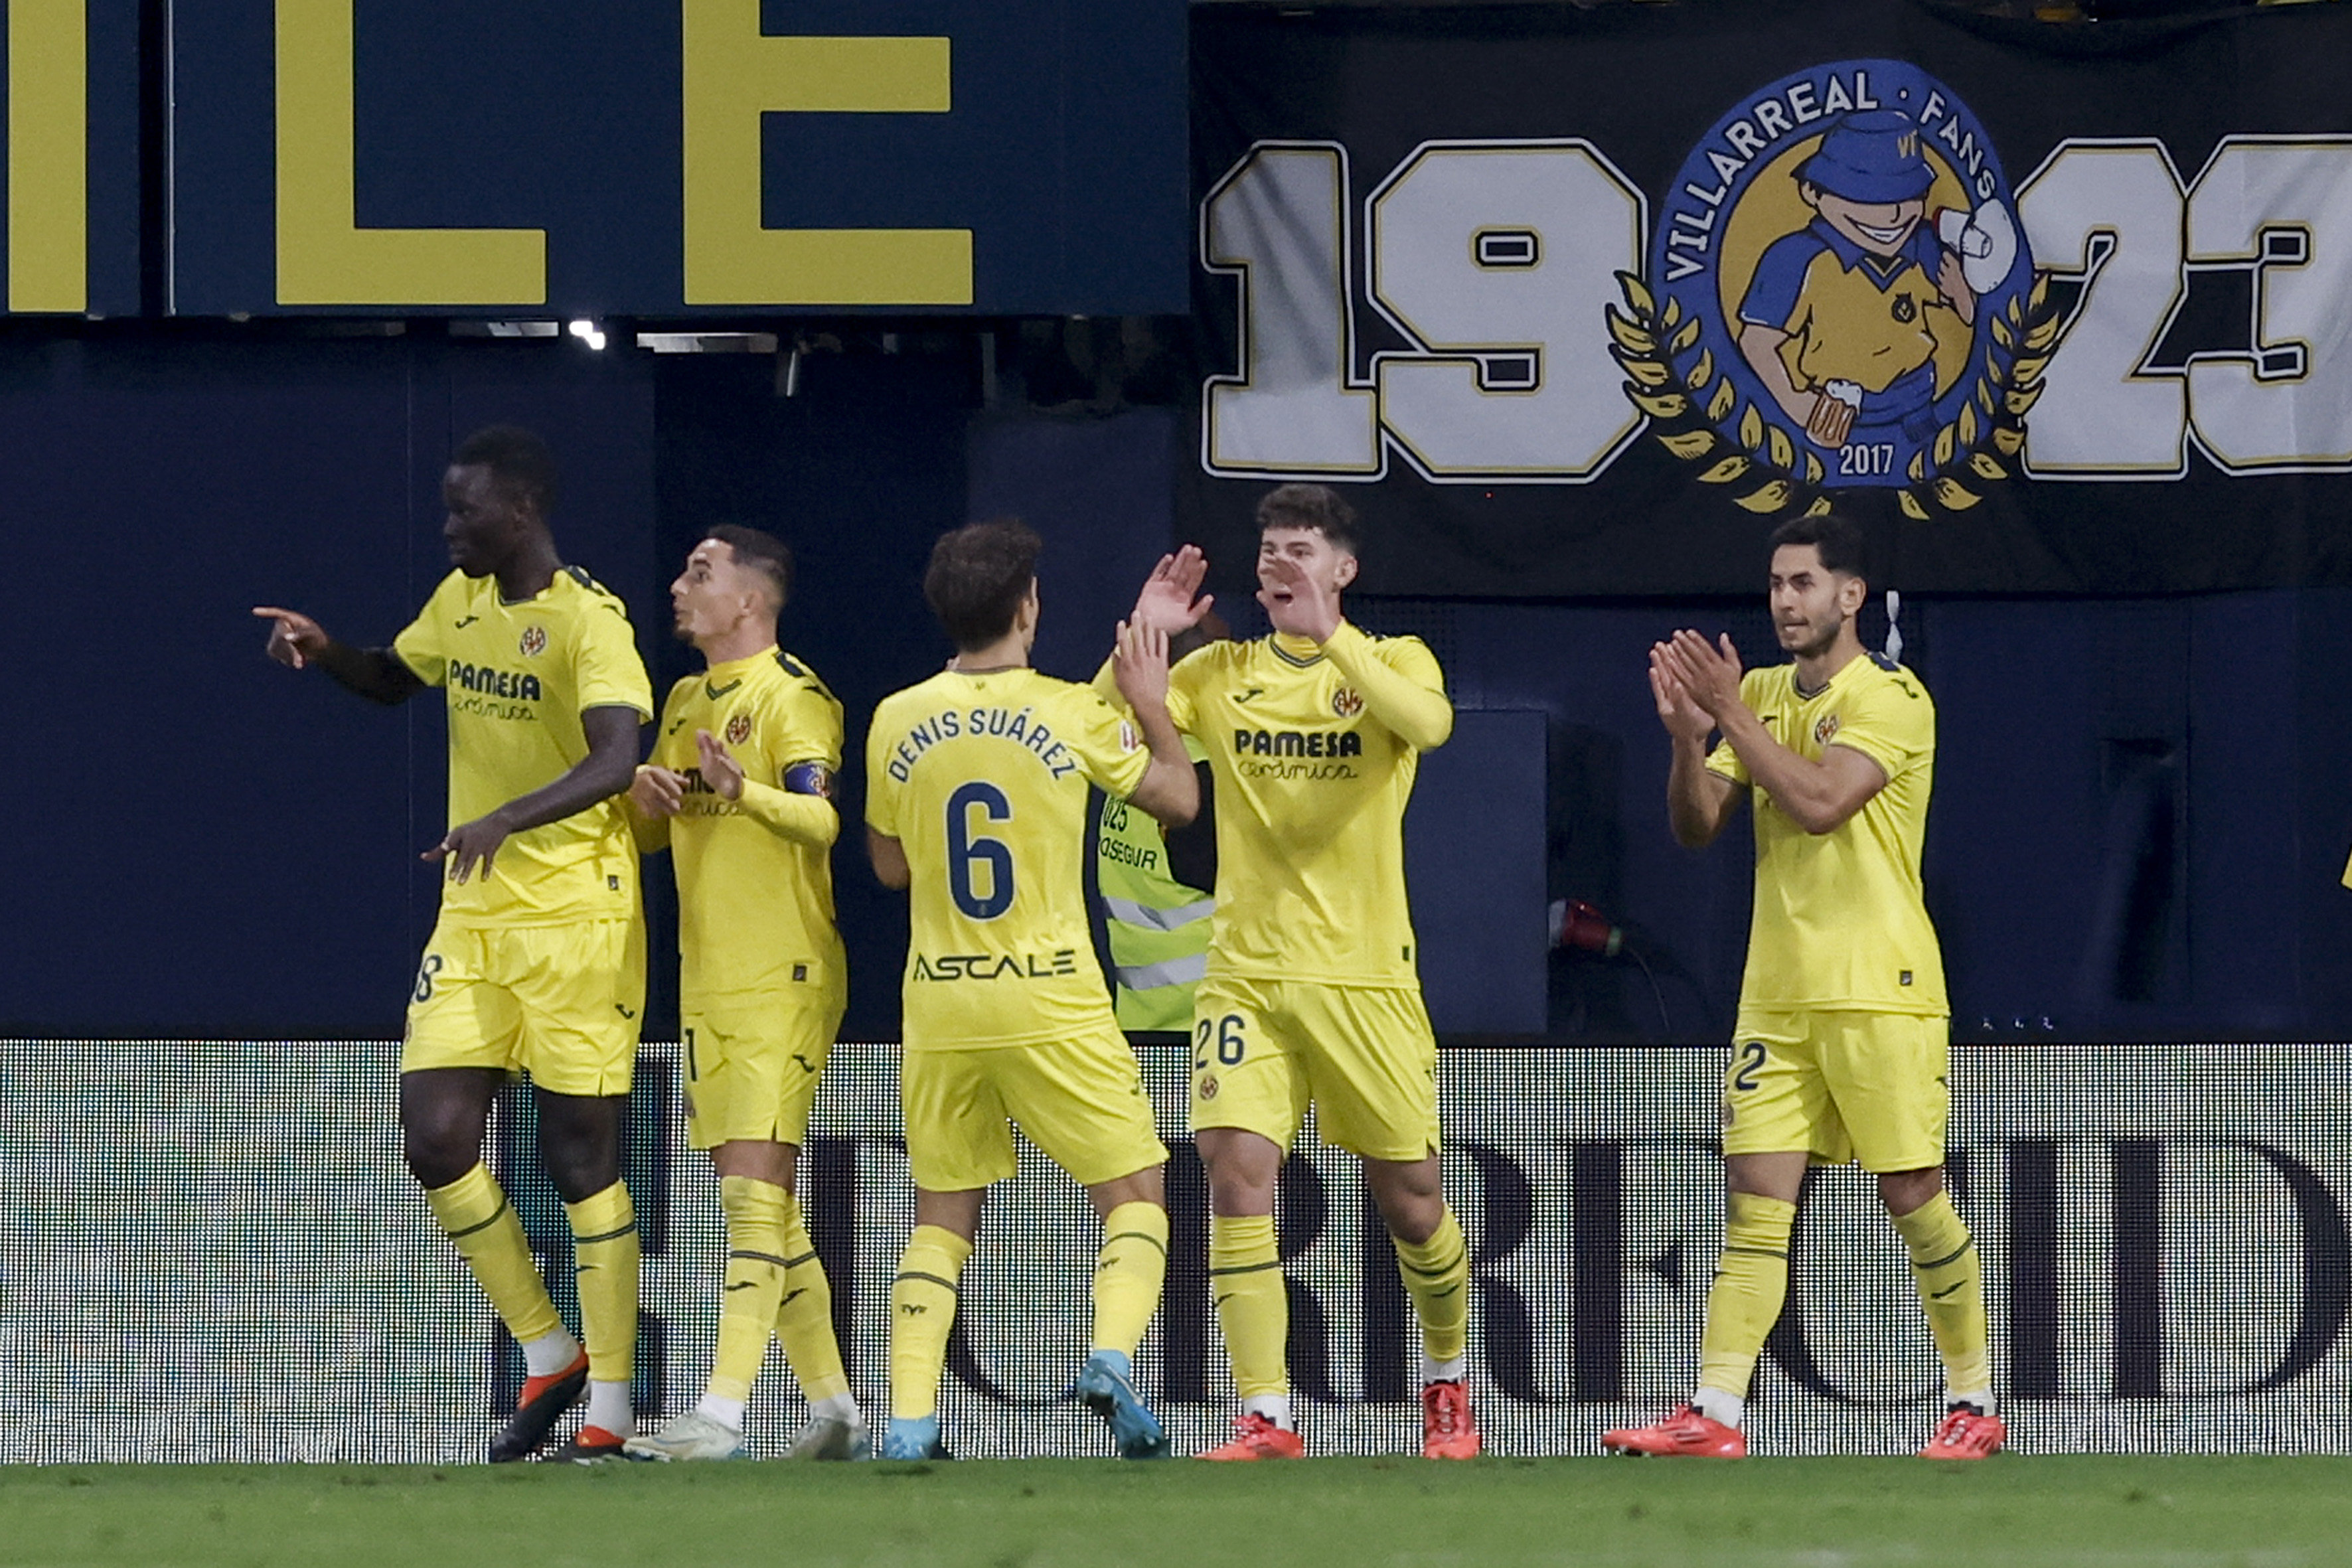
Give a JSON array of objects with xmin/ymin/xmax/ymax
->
[{"xmin": 1098, "ymin": 734, "xmax": 1215, "ymax": 1030}]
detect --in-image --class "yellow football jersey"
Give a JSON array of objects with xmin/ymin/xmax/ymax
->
[
  {"xmin": 647, "ymin": 646, "xmax": 844, "ymax": 1002},
  {"xmin": 392, "ymin": 567, "xmax": 653, "ymax": 926},
  {"xmin": 866, "ymin": 667, "xmax": 1149, "ymax": 1050},
  {"xmin": 1706, "ymin": 651, "xmax": 1946, "ymax": 1014},
  {"xmin": 1162, "ymin": 626, "xmax": 1446, "ymax": 987}
]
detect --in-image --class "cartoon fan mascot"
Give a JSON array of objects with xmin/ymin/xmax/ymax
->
[{"xmin": 1737, "ymin": 109, "xmax": 2017, "ymax": 450}]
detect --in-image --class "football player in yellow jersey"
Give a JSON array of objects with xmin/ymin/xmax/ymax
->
[
  {"xmin": 255, "ymin": 426, "xmax": 652, "ymax": 1463},
  {"xmin": 864, "ymin": 519, "xmax": 1198, "ymax": 1462},
  {"xmin": 619, "ymin": 526, "xmax": 864, "ymax": 1463},
  {"xmin": 1114, "ymin": 484, "xmax": 1480, "ymax": 1461},
  {"xmin": 1603, "ymin": 511, "xmax": 2001, "ymax": 1463}
]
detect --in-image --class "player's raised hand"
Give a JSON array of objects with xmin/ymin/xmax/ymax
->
[
  {"xmin": 630, "ymin": 763, "xmax": 688, "ymax": 817},
  {"xmin": 1661, "ymin": 629, "xmax": 1745, "ymax": 720},
  {"xmin": 694, "ymin": 730, "xmax": 746, "ymax": 802},
  {"xmin": 1112, "ymin": 618, "xmax": 1172, "ymax": 714},
  {"xmin": 424, "ymin": 813, "xmax": 511, "ymax": 884},
  {"xmin": 1648, "ymin": 645, "xmax": 1713, "ymax": 745},
  {"xmin": 1258, "ymin": 553, "xmax": 1342, "ymax": 642},
  {"xmin": 1131, "ymin": 545, "xmax": 1214, "ymax": 637},
  {"xmin": 252, "ymin": 605, "xmax": 329, "ymax": 670}
]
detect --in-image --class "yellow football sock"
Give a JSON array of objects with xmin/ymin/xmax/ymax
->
[
  {"xmin": 774, "ymin": 1194, "xmax": 850, "ymax": 1405},
  {"xmin": 707, "ymin": 1176, "xmax": 787, "ymax": 1403},
  {"xmin": 1209, "ymin": 1214, "xmax": 1289, "ymax": 1401},
  {"xmin": 565, "ymin": 1182, "xmax": 640, "ymax": 1384},
  {"xmin": 1090, "ymin": 1202, "xmax": 1170, "ymax": 1360},
  {"xmin": 1893, "ymin": 1190, "xmax": 1993, "ymax": 1398},
  {"xmin": 890, "ymin": 1224, "xmax": 971, "ymax": 1421},
  {"xmin": 1697, "ymin": 1191, "xmax": 1795, "ymax": 1401},
  {"xmin": 1393, "ymin": 1206, "xmax": 1470, "ymax": 1366},
  {"xmin": 423, "ymin": 1163, "xmax": 562, "ymax": 1346}
]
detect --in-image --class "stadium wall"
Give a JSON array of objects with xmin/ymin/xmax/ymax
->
[
  {"xmin": 7, "ymin": 1041, "xmax": 2347, "ymax": 1462},
  {"xmin": 4, "ymin": 334, "xmax": 2351, "ymax": 1044}
]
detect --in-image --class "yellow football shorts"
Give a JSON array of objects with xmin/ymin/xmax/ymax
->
[
  {"xmin": 900, "ymin": 1026, "xmax": 1169, "ymax": 1192},
  {"xmin": 1190, "ymin": 975, "xmax": 1441, "ymax": 1163},
  {"xmin": 402, "ymin": 916, "xmax": 646, "ymax": 1097},
  {"xmin": 681, "ymin": 984, "xmax": 845, "ymax": 1150},
  {"xmin": 1722, "ymin": 1009, "xmax": 1951, "ymax": 1172}
]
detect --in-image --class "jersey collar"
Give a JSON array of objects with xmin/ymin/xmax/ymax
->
[{"xmin": 1270, "ymin": 632, "xmax": 1326, "ymax": 668}]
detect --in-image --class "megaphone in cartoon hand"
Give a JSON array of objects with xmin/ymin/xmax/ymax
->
[{"xmin": 1934, "ymin": 199, "xmax": 2017, "ymax": 296}]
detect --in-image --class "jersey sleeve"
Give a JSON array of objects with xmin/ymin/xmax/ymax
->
[
  {"xmin": 1705, "ymin": 668, "xmax": 1772, "ymax": 787},
  {"xmin": 1827, "ymin": 666, "xmax": 1934, "ymax": 782},
  {"xmin": 572, "ymin": 593, "xmax": 654, "ymax": 718},
  {"xmin": 1164, "ymin": 643, "xmax": 1215, "ymax": 735},
  {"xmin": 1064, "ymin": 686, "xmax": 1152, "ymax": 800},
  {"xmin": 864, "ymin": 697, "xmax": 903, "ymax": 838},
  {"xmin": 734, "ymin": 676, "xmax": 844, "ymax": 848},
  {"xmin": 1739, "ymin": 232, "xmax": 1824, "ymax": 331},
  {"xmin": 390, "ymin": 574, "xmax": 457, "ymax": 687},
  {"xmin": 1324, "ymin": 626, "xmax": 1452, "ymax": 750}
]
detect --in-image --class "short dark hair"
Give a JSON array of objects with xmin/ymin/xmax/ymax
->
[
  {"xmin": 451, "ymin": 425, "xmax": 558, "ymax": 516},
  {"xmin": 924, "ymin": 518, "xmax": 1042, "ymax": 653},
  {"xmin": 1768, "ymin": 510, "xmax": 1868, "ymax": 581},
  {"xmin": 705, "ymin": 524, "xmax": 794, "ymax": 609},
  {"xmin": 1256, "ymin": 483, "xmax": 1359, "ymax": 554}
]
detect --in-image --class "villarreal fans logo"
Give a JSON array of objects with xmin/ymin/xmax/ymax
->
[
  {"xmin": 1612, "ymin": 62, "xmax": 2055, "ymax": 521},
  {"xmin": 724, "ymin": 712, "xmax": 753, "ymax": 745},
  {"xmin": 518, "ymin": 624, "xmax": 548, "ymax": 657}
]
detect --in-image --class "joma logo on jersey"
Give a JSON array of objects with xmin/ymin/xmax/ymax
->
[
  {"xmin": 1234, "ymin": 728, "xmax": 1364, "ymax": 759},
  {"xmin": 913, "ymin": 950, "xmax": 1081, "ymax": 981},
  {"xmin": 447, "ymin": 660, "xmax": 542, "ymax": 701}
]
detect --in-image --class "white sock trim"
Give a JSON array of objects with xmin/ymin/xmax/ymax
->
[
  {"xmin": 585, "ymin": 1377, "xmax": 635, "ymax": 1438},
  {"xmin": 1241, "ymin": 1393, "xmax": 1293, "ymax": 1431},
  {"xmin": 520, "ymin": 1329, "xmax": 582, "ymax": 1379},
  {"xmin": 1947, "ymin": 1388, "xmax": 1994, "ymax": 1414},
  {"xmin": 1690, "ymin": 1386, "xmax": 1745, "ymax": 1429},
  {"xmin": 812, "ymin": 1391, "xmax": 860, "ymax": 1422},
  {"xmin": 1422, "ymin": 1355, "xmax": 1468, "ymax": 1385},
  {"xmin": 696, "ymin": 1393, "xmax": 746, "ymax": 1431}
]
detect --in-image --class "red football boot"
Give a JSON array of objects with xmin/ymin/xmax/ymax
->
[
  {"xmin": 1601, "ymin": 1403, "xmax": 1747, "ymax": 1458},
  {"xmin": 1421, "ymin": 1379, "xmax": 1482, "ymax": 1459},
  {"xmin": 1197, "ymin": 1413, "xmax": 1306, "ymax": 1461},
  {"xmin": 1921, "ymin": 1405, "xmax": 2006, "ymax": 1460}
]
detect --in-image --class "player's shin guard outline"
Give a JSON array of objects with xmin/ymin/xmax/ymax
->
[
  {"xmin": 1209, "ymin": 1213, "xmax": 1289, "ymax": 1401},
  {"xmin": 710, "ymin": 1175, "xmax": 787, "ymax": 1403},
  {"xmin": 1393, "ymin": 1206, "xmax": 1470, "ymax": 1367},
  {"xmin": 425, "ymin": 1162, "xmax": 563, "ymax": 1346},
  {"xmin": 1893, "ymin": 1189, "xmax": 1993, "ymax": 1399},
  {"xmin": 1091, "ymin": 1201, "xmax": 1170, "ymax": 1361},
  {"xmin": 890, "ymin": 1224, "xmax": 972, "ymax": 1421},
  {"xmin": 775, "ymin": 1194, "xmax": 851, "ymax": 1405},
  {"xmin": 1697, "ymin": 1190, "xmax": 1796, "ymax": 1402},
  {"xmin": 565, "ymin": 1181, "xmax": 641, "ymax": 1384}
]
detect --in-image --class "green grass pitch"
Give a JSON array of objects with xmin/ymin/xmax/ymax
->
[{"xmin": 7, "ymin": 1457, "xmax": 2349, "ymax": 1567}]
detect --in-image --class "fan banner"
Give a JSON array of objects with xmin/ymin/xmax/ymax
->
[{"xmin": 1185, "ymin": 0, "xmax": 2352, "ymax": 597}]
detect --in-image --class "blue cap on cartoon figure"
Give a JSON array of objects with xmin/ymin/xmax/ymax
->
[{"xmin": 1797, "ymin": 110, "xmax": 1934, "ymax": 205}]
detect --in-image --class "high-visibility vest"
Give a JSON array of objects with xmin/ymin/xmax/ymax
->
[{"xmin": 1096, "ymin": 738, "xmax": 1213, "ymax": 1032}]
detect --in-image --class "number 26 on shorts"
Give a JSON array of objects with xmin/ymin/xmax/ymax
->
[
  {"xmin": 1194, "ymin": 1014, "xmax": 1247, "ymax": 1073},
  {"xmin": 1727, "ymin": 1040, "xmax": 1767, "ymax": 1095}
]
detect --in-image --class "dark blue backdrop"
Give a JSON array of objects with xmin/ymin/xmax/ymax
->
[{"xmin": 5, "ymin": 333, "xmax": 2349, "ymax": 1043}]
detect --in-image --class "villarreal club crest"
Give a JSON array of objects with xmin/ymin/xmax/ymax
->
[{"xmin": 1612, "ymin": 60, "xmax": 2058, "ymax": 521}]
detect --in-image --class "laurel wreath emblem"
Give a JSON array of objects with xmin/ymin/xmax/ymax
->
[{"xmin": 1609, "ymin": 271, "xmax": 2062, "ymax": 519}]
